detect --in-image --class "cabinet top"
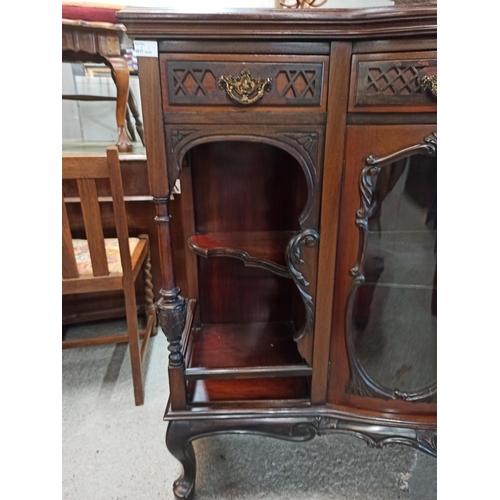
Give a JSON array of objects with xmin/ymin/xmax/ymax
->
[{"xmin": 117, "ymin": 4, "xmax": 437, "ymax": 40}]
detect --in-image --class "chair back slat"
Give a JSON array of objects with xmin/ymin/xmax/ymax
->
[
  {"xmin": 106, "ymin": 147, "xmax": 133, "ymax": 278},
  {"xmin": 62, "ymin": 156, "xmax": 109, "ymax": 179},
  {"xmin": 62, "ymin": 147, "xmax": 134, "ymax": 281},
  {"xmin": 76, "ymin": 178, "xmax": 109, "ymax": 277},
  {"xmin": 62, "ymin": 195, "xmax": 80, "ymax": 279}
]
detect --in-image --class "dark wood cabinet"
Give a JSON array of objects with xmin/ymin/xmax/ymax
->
[{"xmin": 118, "ymin": 5, "xmax": 437, "ymax": 499}]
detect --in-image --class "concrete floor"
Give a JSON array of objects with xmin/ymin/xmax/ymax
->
[{"xmin": 62, "ymin": 318, "xmax": 437, "ymax": 500}]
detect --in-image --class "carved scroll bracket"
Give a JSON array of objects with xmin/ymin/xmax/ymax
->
[
  {"xmin": 286, "ymin": 229, "xmax": 319, "ymax": 341},
  {"xmin": 350, "ymin": 132, "xmax": 436, "ymax": 282},
  {"xmin": 290, "ymin": 416, "xmax": 437, "ymax": 457},
  {"xmin": 280, "ymin": 0, "xmax": 328, "ymax": 8}
]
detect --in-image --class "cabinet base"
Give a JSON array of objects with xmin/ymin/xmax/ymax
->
[{"xmin": 165, "ymin": 413, "xmax": 436, "ymax": 500}]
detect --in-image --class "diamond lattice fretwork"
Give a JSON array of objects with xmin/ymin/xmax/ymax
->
[
  {"xmin": 173, "ymin": 69, "xmax": 216, "ymax": 96},
  {"xmin": 366, "ymin": 65, "xmax": 423, "ymax": 96},
  {"xmin": 276, "ymin": 70, "xmax": 317, "ymax": 99}
]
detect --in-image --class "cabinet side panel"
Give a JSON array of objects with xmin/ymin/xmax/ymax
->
[{"xmin": 137, "ymin": 56, "xmax": 170, "ymax": 196}]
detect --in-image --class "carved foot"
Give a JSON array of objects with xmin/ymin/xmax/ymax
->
[
  {"xmin": 166, "ymin": 421, "xmax": 196, "ymax": 500},
  {"xmin": 164, "ymin": 417, "xmax": 317, "ymax": 499},
  {"xmin": 116, "ymin": 125, "xmax": 133, "ymax": 152}
]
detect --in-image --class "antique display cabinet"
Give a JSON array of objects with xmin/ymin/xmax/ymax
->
[{"xmin": 118, "ymin": 5, "xmax": 437, "ymax": 499}]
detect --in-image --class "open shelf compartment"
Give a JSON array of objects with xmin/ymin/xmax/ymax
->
[{"xmin": 184, "ymin": 321, "xmax": 312, "ymax": 381}]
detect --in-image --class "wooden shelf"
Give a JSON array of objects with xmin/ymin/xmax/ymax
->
[
  {"xmin": 187, "ymin": 377, "xmax": 311, "ymax": 405},
  {"xmin": 188, "ymin": 231, "xmax": 295, "ymax": 278},
  {"xmin": 184, "ymin": 322, "xmax": 311, "ymax": 381}
]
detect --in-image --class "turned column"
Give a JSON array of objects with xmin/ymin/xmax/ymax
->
[{"xmin": 154, "ymin": 197, "xmax": 187, "ymax": 410}]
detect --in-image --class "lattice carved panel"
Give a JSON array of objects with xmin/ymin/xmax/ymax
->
[
  {"xmin": 366, "ymin": 65, "xmax": 422, "ymax": 96},
  {"xmin": 351, "ymin": 53, "xmax": 437, "ymax": 111},
  {"xmin": 276, "ymin": 70, "xmax": 318, "ymax": 100},
  {"xmin": 165, "ymin": 59, "xmax": 326, "ymax": 107},
  {"xmin": 173, "ymin": 69, "xmax": 217, "ymax": 97}
]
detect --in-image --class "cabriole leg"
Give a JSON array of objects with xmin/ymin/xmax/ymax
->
[{"xmin": 166, "ymin": 420, "xmax": 197, "ymax": 500}]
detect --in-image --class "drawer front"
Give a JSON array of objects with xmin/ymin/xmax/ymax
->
[
  {"xmin": 349, "ymin": 51, "xmax": 437, "ymax": 112},
  {"xmin": 160, "ymin": 54, "xmax": 328, "ymax": 111}
]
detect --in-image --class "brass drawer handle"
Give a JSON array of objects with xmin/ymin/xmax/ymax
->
[
  {"xmin": 218, "ymin": 69, "xmax": 272, "ymax": 105},
  {"xmin": 419, "ymin": 75, "xmax": 437, "ymax": 98}
]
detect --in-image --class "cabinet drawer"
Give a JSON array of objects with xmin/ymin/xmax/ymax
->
[
  {"xmin": 160, "ymin": 53, "xmax": 328, "ymax": 111},
  {"xmin": 349, "ymin": 51, "xmax": 437, "ymax": 113}
]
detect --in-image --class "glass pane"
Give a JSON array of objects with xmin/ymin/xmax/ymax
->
[{"xmin": 350, "ymin": 153, "xmax": 437, "ymax": 396}]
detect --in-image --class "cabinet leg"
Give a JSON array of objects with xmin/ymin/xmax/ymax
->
[
  {"xmin": 166, "ymin": 421, "xmax": 197, "ymax": 500},
  {"xmin": 164, "ymin": 417, "xmax": 317, "ymax": 499},
  {"xmin": 164, "ymin": 416, "xmax": 435, "ymax": 499}
]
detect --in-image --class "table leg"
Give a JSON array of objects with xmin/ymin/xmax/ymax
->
[
  {"xmin": 106, "ymin": 56, "xmax": 133, "ymax": 152},
  {"xmin": 128, "ymin": 89, "xmax": 146, "ymax": 147}
]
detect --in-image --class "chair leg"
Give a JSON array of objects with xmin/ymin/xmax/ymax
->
[
  {"xmin": 123, "ymin": 283, "xmax": 145, "ymax": 406},
  {"xmin": 140, "ymin": 235, "xmax": 157, "ymax": 337}
]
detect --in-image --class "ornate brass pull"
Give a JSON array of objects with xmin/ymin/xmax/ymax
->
[
  {"xmin": 419, "ymin": 75, "xmax": 437, "ymax": 98},
  {"xmin": 218, "ymin": 69, "xmax": 272, "ymax": 105}
]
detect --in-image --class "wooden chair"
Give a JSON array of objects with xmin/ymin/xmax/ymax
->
[{"xmin": 62, "ymin": 146, "xmax": 156, "ymax": 405}]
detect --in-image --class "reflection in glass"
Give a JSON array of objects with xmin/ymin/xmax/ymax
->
[{"xmin": 350, "ymin": 153, "xmax": 436, "ymax": 398}]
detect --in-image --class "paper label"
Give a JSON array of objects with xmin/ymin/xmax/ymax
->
[{"xmin": 133, "ymin": 41, "xmax": 158, "ymax": 58}]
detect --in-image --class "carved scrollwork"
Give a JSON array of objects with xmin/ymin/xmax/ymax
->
[
  {"xmin": 286, "ymin": 229, "xmax": 319, "ymax": 341},
  {"xmin": 165, "ymin": 414, "xmax": 436, "ymax": 499},
  {"xmin": 172, "ymin": 130, "xmax": 197, "ymax": 151},
  {"xmin": 289, "ymin": 417, "xmax": 437, "ymax": 457},
  {"xmin": 280, "ymin": 0, "xmax": 327, "ymax": 8},
  {"xmin": 158, "ymin": 293, "xmax": 187, "ymax": 368},
  {"xmin": 283, "ymin": 133, "xmax": 318, "ymax": 175},
  {"xmin": 416, "ymin": 430, "xmax": 437, "ymax": 456},
  {"xmin": 350, "ymin": 161, "xmax": 381, "ymax": 281},
  {"xmin": 346, "ymin": 133, "xmax": 437, "ymax": 402}
]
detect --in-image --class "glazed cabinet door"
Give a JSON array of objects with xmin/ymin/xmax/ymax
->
[{"xmin": 328, "ymin": 124, "xmax": 437, "ymax": 416}]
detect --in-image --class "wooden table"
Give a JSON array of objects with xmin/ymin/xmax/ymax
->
[{"xmin": 62, "ymin": 19, "xmax": 134, "ymax": 152}]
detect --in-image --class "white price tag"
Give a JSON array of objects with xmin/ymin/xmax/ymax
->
[{"xmin": 133, "ymin": 41, "xmax": 158, "ymax": 58}]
